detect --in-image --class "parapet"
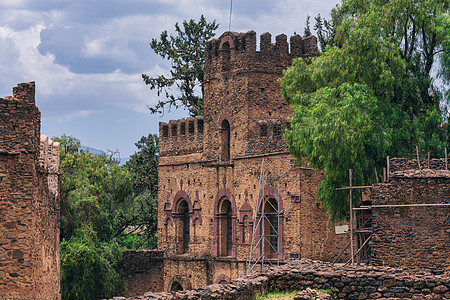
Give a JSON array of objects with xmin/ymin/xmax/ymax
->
[
  {"xmin": 159, "ymin": 116, "xmax": 204, "ymax": 157},
  {"xmin": 204, "ymin": 31, "xmax": 318, "ymax": 82},
  {"xmin": 206, "ymin": 31, "xmax": 318, "ymax": 61},
  {"xmin": 39, "ymin": 135, "xmax": 60, "ymax": 174}
]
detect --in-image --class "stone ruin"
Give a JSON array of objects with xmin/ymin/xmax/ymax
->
[{"xmin": 0, "ymin": 82, "xmax": 61, "ymax": 299}]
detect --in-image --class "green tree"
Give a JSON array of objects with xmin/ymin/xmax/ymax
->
[
  {"xmin": 117, "ymin": 134, "xmax": 160, "ymax": 249},
  {"xmin": 304, "ymin": 16, "xmax": 312, "ymax": 37},
  {"xmin": 281, "ymin": 0, "xmax": 449, "ymax": 221},
  {"xmin": 60, "ymin": 230, "xmax": 124, "ymax": 300},
  {"xmin": 143, "ymin": 15, "xmax": 218, "ymax": 116}
]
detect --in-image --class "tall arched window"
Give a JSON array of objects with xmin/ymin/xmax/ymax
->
[
  {"xmin": 221, "ymin": 41, "xmax": 231, "ymax": 71},
  {"xmin": 176, "ymin": 200, "xmax": 190, "ymax": 254},
  {"xmin": 218, "ymin": 198, "xmax": 233, "ymax": 256},
  {"xmin": 263, "ymin": 198, "xmax": 278, "ymax": 258},
  {"xmin": 221, "ymin": 119, "xmax": 230, "ymax": 161}
]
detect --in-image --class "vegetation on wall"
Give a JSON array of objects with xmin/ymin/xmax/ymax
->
[
  {"xmin": 142, "ymin": 15, "xmax": 218, "ymax": 116},
  {"xmin": 281, "ymin": 0, "xmax": 449, "ymax": 221},
  {"xmin": 54, "ymin": 134, "xmax": 159, "ymax": 299}
]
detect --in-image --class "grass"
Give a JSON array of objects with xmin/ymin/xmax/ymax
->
[
  {"xmin": 253, "ymin": 291, "xmax": 298, "ymax": 299},
  {"xmin": 253, "ymin": 289, "xmax": 335, "ymax": 300}
]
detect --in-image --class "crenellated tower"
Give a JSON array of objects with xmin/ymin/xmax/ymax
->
[
  {"xmin": 202, "ymin": 31, "xmax": 317, "ymax": 161},
  {"xmin": 151, "ymin": 31, "xmax": 348, "ymax": 293}
]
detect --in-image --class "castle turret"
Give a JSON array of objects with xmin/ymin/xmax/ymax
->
[{"xmin": 202, "ymin": 31, "xmax": 318, "ymax": 161}]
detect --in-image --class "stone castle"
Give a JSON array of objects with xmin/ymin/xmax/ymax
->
[
  {"xmin": 122, "ymin": 31, "xmax": 449, "ymax": 296},
  {"xmin": 0, "ymin": 82, "xmax": 61, "ymax": 299},
  {"xmin": 125, "ymin": 31, "xmax": 350, "ymax": 294},
  {"xmin": 1, "ymin": 31, "xmax": 448, "ymax": 300}
]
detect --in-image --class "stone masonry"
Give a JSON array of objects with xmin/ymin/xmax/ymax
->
[
  {"xmin": 121, "ymin": 31, "xmax": 350, "ymax": 295},
  {"xmin": 371, "ymin": 158, "xmax": 450, "ymax": 272},
  {"xmin": 0, "ymin": 82, "xmax": 61, "ymax": 299},
  {"xmin": 126, "ymin": 259, "xmax": 450, "ymax": 299}
]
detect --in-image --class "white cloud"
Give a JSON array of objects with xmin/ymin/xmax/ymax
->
[
  {"xmin": 0, "ymin": 0, "xmax": 28, "ymax": 9},
  {"xmin": 55, "ymin": 109, "xmax": 93, "ymax": 123},
  {"xmin": 82, "ymin": 36, "xmax": 109, "ymax": 57},
  {"xmin": 0, "ymin": 0, "xmax": 341, "ymax": 157}
]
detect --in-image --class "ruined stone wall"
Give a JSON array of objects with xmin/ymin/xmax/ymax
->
[
  {"xmin": 151, "ymin": 32, "xmax": 349, "ymax": 294},
  {"xmin": 371, "ymin": 158, "xmax": 450, "ymax": 271},
  {"xmin": 0, "ymin": 82, "xmax": 60, "ymax": 299},
  {"xmin": 121, "ymin": 251, "xmax": 165, "ymax": 297},
  {"xmin": 126, "ymin": 260, "xmax": 450, "ymax": 300}
]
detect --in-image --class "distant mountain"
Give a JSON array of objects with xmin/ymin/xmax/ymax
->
[
  {"xmin": 79, "ymin": 145, "xmax": 129, "ymax": 165},
  {"xmin": 79, "ymin": 145, "xmax": 104, "ymax": 155}
]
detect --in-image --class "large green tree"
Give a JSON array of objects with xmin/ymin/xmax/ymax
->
[
  {"xmin": 54, "ymin": 134, "xmax": 160, "ymax": 298},
  {"xmin": 118, "ymin": 134, "xmax": 159, "ymax": 249},
  {"xmin": 281, "ymin": 0, "xmax": 449, "ymax": 221},
  {"xmin": 143, "ymin": 15, "xmax": 218, "ymax": 116},
  {"xmin": 54, "ymin": 135, "xmax": 131, "ymax": 299}
]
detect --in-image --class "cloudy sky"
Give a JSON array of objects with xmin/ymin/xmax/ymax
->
[{"xmin": 0, "ymin": 0, "xmax": 339, "ymax": 158}]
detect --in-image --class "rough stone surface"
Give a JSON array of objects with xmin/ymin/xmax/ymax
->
[
  {"xmin": 123, "ymin": 31, "xmax": 349, "ymax": 294},
  {"xmin": 0, "ymin": 82, "xmax": 61, "ymax": 300},
  {"xmin": 371, "ymin": 158, "xmax": 450, "ymax": 272},
  {"xmin": 122, "ymin": 259, "xmax": 450, "ymax": 299}
]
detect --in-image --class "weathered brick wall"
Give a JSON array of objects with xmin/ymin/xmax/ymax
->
[
  {"xmin": 121, "ymin": 251, "xmax": 165, "ymax": 297},
  {"xmin": 0, "ymin": 82, "xmax": 60, "ymax": 299},
  {"xmin": 371, "ymin": 158, "xmax": 450, "ymax": 271},
  {"xmin": 126, "ymin": 260, "xmax": 450, "ymax": 300},
  {"xmin": 152, "ymin": 32, "xmax": 349, "ymax": 294}
]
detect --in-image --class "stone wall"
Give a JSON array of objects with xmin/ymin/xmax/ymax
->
[
  {"xmin": 152, "ymin": 31, "xmax": 349, "ymax": 295},
  {"xmin": 0, "ymin": 82, "xmax": 60, "ymax": 299},
  {"xmin": 371, "ymin": 158, "xmax": 450, "ymax": 271},
  {"xmin": 125, "ymin": 260, "xmax": 450, "ymax": 299},
  {"xmin": 121, "ymin": 251, "xmax": 165, "ymax": 297}
]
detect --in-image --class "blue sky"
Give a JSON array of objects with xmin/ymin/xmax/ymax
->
[{"xmin": 0, "ymin": 0, "xmax": 339, "ymax": 158}]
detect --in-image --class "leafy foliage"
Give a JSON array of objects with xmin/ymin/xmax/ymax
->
[
  {"xmin": 142, "ymin": 15, "xmax": 218, "ymax": 116},
  {"xmin": 60, "ymin": 230, "xmax": 124, "ymax": 300},
  {"xmin": 118, "ymin": 134, "xmax": 160, "ymax": 249},
  {"xmin": 54, "ymin": 134, "xmax": 160, "ymax": 298},
  {"xmin": 281, "ymin": 0, "xmax": 449, "ymax": 221}
]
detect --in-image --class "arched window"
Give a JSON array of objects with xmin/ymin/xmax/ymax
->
[
  {"xmin": 263, "ymin": 198, "xmax": 278, "ymax": 258},
  {"xmin": 221, "ymin": 41, "xmax": 231, "ymax": 71},
  {"xmin": 176, "ymin": 200, "xmax": 190, "ymax": 254},
  {"xmin": 218, "ymin": 198, "xmax": 233, "ymax": 256},
  {"xmin": 170, "ymin": 281, "xmax": 183, "ymax": 292},
  {"xmin": 221, "ymin": 119, "xmax": 230, "ymax": 161}
]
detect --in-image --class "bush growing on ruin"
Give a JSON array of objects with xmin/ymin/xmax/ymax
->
[{"xmin": 281, "ymin": 0, "xmax": 449, "ymax": 221}]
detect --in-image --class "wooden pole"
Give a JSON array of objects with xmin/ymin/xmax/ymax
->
[
  {"xmin": 383, "ymin": 167, "xmax": 386, "ymax": 182},
  {"xmin": 416, "ymin": 145, "xmax": 421, "ymax": 170},
  {"xmin": 374, "ymin": 167, "xmax": 379, "ymax": 184},
  {"xmin": 445, "ymin": 147, "xmax": 448, "ymax": 171},
  {"xmin": 349, "ymin": 169, "xmax": 354, "ymax": 265},
  {"xmin": 387, "ymin": 156, "xmax": 390, "ymax": 181},
  {"xmin": 428, "ymin": 152, "xmax": 430, "ymax": 169}
]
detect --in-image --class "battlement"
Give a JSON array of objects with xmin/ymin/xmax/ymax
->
[
  {"xmin": 39, "ymin": 135, "xmax": 60, "ymax": 173},
  {"xmin": 159, "ymin": 116, "xmax": 204, "ymax": 157},
  {"xmin": 205, "ymin": 31, "xmax": 317, "ymax": 63}
]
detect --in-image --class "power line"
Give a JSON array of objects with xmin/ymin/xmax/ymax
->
[{"xmin": 229, "ymin": 0, "xmax": 233, "ymax": 31}]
